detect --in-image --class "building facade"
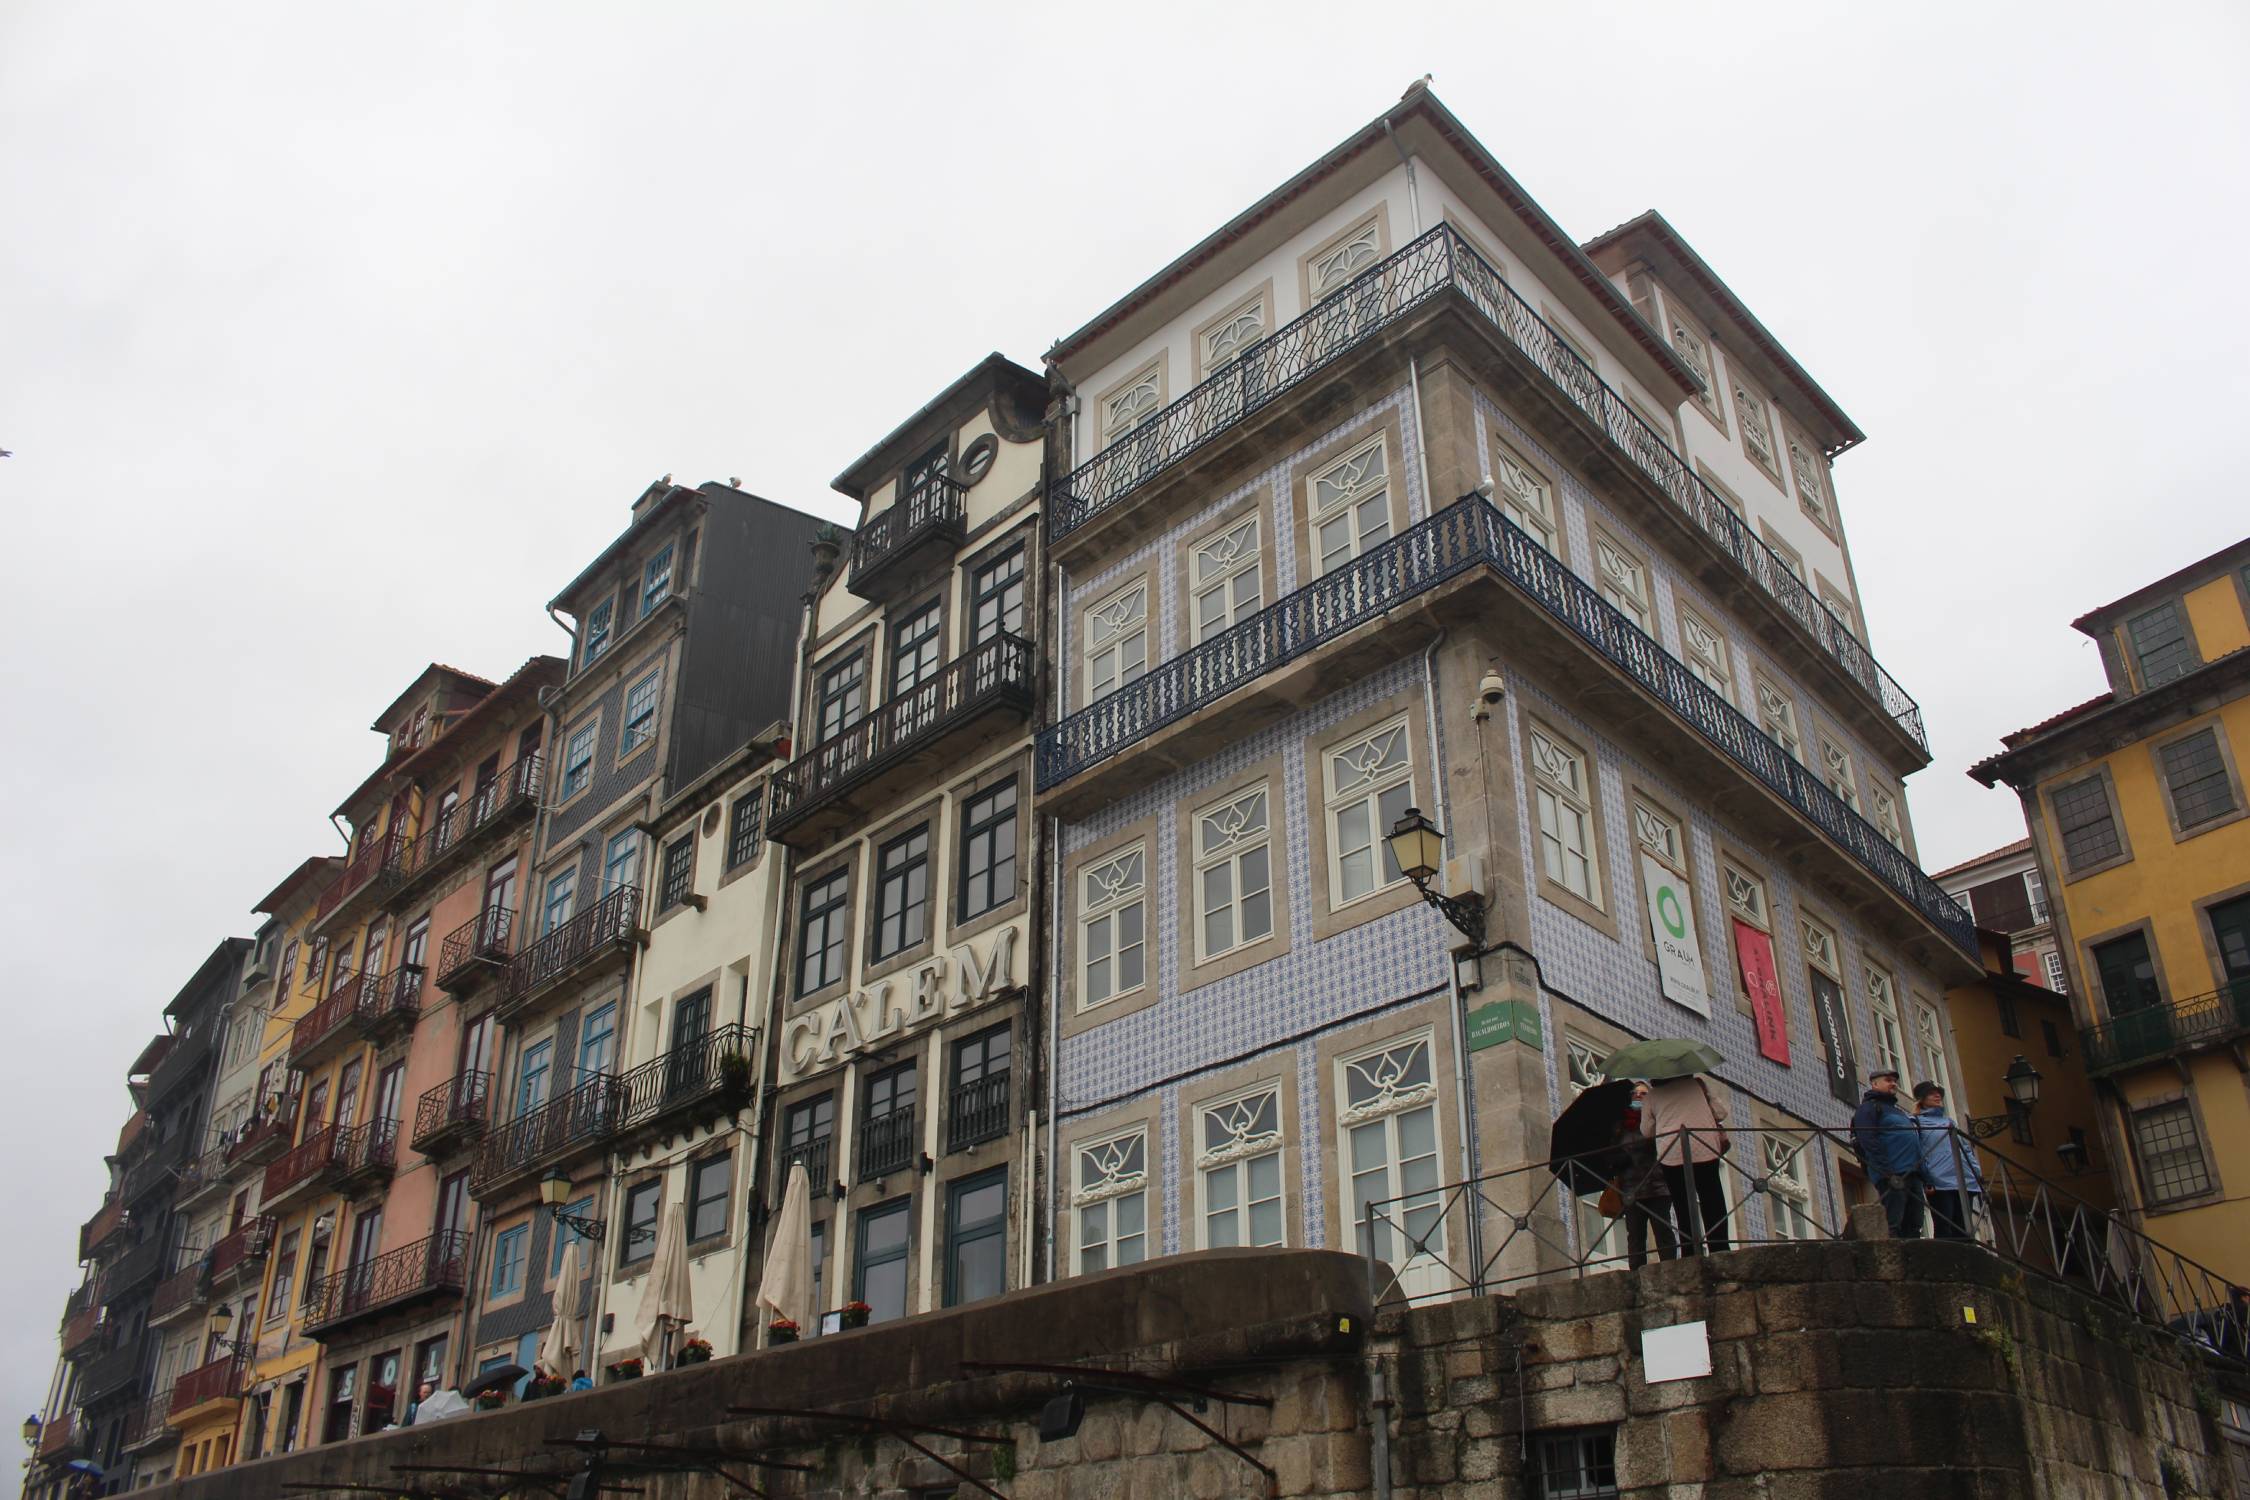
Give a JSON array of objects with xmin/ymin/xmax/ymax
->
[
  {"xmin": 1972, "ymin": 536, "xmax": 2250, "ymax": 1284},
  {"xmin": 756, "ymin": 357, "xmax": 1046, "ymax": 1333},
  {"xmin": 1935, "ymin": 839, "xmax": 2069, "ymax": 997},
  {"xmin": 1035, "ymin": 84, "xmax": 1977, "ymax": 1294}
]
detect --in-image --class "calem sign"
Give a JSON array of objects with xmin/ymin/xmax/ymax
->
[{"xmin": 778, "ymin": 924, "xmax": 1020, "ymax": 1083}]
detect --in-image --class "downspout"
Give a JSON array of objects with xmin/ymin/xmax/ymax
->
[
  {"xmin": 1384, "ymin": 119, "xmax": 1438, "ymax": 520},
  {"xmin": 1041, "ymin": 393, "xmax": 1075, "ymax": 1287},
  {"xmin": 1419, "ymin": 631, "xmax": 1483, "ymax": 1279}
]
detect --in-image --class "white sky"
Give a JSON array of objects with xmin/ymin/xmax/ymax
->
[{"xmin": 4, "ymin": 0, "xmax": 2246, "ymax": 1434}]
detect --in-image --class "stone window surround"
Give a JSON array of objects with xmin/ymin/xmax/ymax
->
[
  {"xmin": 1655, "ymin": 285, "xmax": 1728, "ymax": 432},
  {"xmin": 1080, "ymin": 567, "xmax": 1155, "ymax": 712},
  {"xmin": 1624, "ymin": 781, "xmax": 1698, "ymax": 973},
  {"xmin": 2147, "ymin": 713, "xmax": 2247, "ymax": 843},
  {"xmin": 862, "ymin": 795, "xmax": 945, "ymax": 987},
  {"xmin": 2125, "ymin": 1085, "xmax": 2226, "ymax": 1213},
  {"xmin": 2042, "ymin": 761, "xmax": 2135, "ymax": 883},
  {"xmin": 1717, "ymin": 845, "xmax": 1776, "ymax": 1027},
  {"xmin": 1588, "ymin": 524, "xmax": 1652, "ymax": 630},
  {"xmin": 2076, "ymin": 913, "xmax": 2172, "ymax": 1018},
  {"xmin": 1751, "ymin": 667, "xmax": 1808, "ymax": 764},
  {"xmin": 1313, "ymin": 1011, "xmax": 1457, "ymax": 1259},
  {"xmin": 1729, "ymin": 366, "xmax": 1787, "ymax": 488},
  {"xmin": 789, "ymin": 846, "xmax": 861, "ymax": 1009},
  {"xmin": 1063, "ymin": 1097, "xmax": 1166, "ymax": 1275},
  {"xmin": 554, "ymin": 706, "xmax": 607, "ymax": 814},
  {"xmin": 1303, "ymin": 691, "xmax": 1426, "ymax": 945},
  {"xmin": 1173, "ymin": 754, "xmax": 1294, "ymax": 993},
  {"xmin": 1175, "ymin": 486, "xmax": 1278, "ymax": 649},
  {"xmin": 1190, "ymin": 278, "xmax": 1277, "ymax": 385},
  {"xmin": 1094, "ymin": 350, "xmax": 1169, "ymax": 454},
  {"xmin": 808, "ymin": 625, "xmax": 878, "ymax": 748},
  {"xmin": 1294, "ymin": 201, "xmax": 1393, "ymax": 312},
  {"xmin": 1522, "ymin": 709, "xmax": 1617, "ymax": 940},
  {"xmin": 1059, "ymin": 815, "xmax": 1161, "ymax": 1038},
  {"xmin": 950, "ymin": 751, "xmax": 1034, "ymax": 952},
  {"xmin": 1783, "ymin": 420, "xmax": 1840, "ymax": 542},
  {"xmin": 1295, "ymin": 417, "xmax": 1408, "ymax": 585},
  {"xmin": 716, "ymin": 774, "xmax": 773, "ymax": 894},
  {"xmin": 1797, "ymin": 901, "xmax": 1859, "ymax": 1074},
  {"xmin": 612, "ymin": 653, "xmax": 669, "ymax": 772},
  {"xmin": 1485, "ymin": 428, "xmax": 1567, "ymax": 563},
  {"xmin": 1175, "ymin": 1053, "xmax": 1301, "ymax": 1253},
  {"xmin": 2194, "ymin": 876, "xmax": 2250, "ymax": 996}
]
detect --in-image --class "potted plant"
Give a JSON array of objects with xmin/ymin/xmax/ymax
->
[
  {"xmin": 474, "ymin": 1391, "xmax": 507, "ymax": 1412},
  {"xmin": 839, "ymin": 1300, "xmax": 872, "ymax": 1330},
  {"xmin": 674, "ymin": 1335, "xmax": 713, "ymax": 1367},
  {"xmin": 605, "ymin": 1357, "xmax": 644, "ymax": 1382},
  {"xmin": 716, "ymin": 1051, "xmax": 753, "ymax": 1100},
  {"xmin": 808, "ymin": 524, "xmax": 847, "ymax": 580},
  {"xmin": 522, "ymin": 1368, "xmax": 566, "ymax": 1401},
  {"xmin": 766, "ymin": 1318, "xmax": 800, "ymax": 1346}
]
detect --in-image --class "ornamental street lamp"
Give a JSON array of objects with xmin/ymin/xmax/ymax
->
[
  {"xmin": 541, "ymin": 1168, "xmax": 609, "ymax": 1242},
  {"xmin": 1385, "ymin": 807, "xmax": 1487, "ymax": 950},
  {"xmin": 22, "ymin": 1414, "xmax": 40, "ymax": 1450},
  {"xmin": 205, "ymin": 1301, "xmax": 251, "ymax": 1357},
  {"xmin": 1965, "ymin": 1055, "xmax": 2044, "ymax": 1141}
]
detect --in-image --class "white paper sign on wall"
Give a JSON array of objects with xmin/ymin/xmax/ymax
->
[{"xmin": 1641, "ymin": 1319, "xmax": 1711, "ymax": 1384}]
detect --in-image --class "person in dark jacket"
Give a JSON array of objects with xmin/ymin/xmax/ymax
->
[
  {"xmin": 1615, "ymin": 1082, "xmax": 1676, "ymax": 1269},
  {"xmin": 1850, "ymin": 1068, "xmax": 1925, "ymax": 1238}
]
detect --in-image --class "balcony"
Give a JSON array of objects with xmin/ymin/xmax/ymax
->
[
  {"xmin": 261, "ymin": 1123, "xmax": 346, "ymax": 1212},
  {"xmin": 1046, "ymin": 222, "xmax": 1929, "ymax": 762},
  {"xmin": 390, "ymin": 753, "xmax": 544, "ymax": 901},
  {"xmin": 225, "ymin": 1098, "xmax": 299, "ymax": 1169},
  {"xmin": 313, "ymin": 830, "xmax": 404, "ymax": 929},
  {"xmin": 147, "ymin": 1023, "xmax": 214, "ymax": 1106},
  {"xmin": 120, "ymin": 1391, "xmax": 174, "ymax": 1453},
  {"xmin": 849, "ymin": 475, "xmax": 967, "ymax": 599},
  {"xmin": 500, "ymin": 885, "xmax": 642, "ymax": 1020},
  {"xmin": 123, "ymin": 1124, "xmax": 193, "ymax": 1206},
  {"xmin": 204, "ymin": 1216, "xmax": 274, "ymax": 1292},
  {"xmin": 858, "ymin": 1107, "xmax": 918, "ymax": 1181},
  {"xmin": 781, "ymin": 1136, "xmax": 834, "ymax": 1197},
  {"xmin": 106, "ymin": 1236, "xmax": 165, "ymax": 1300},
  {"xmin": 303, "ymin": 1230, "xmax": 472, "ymax": 1340},
  {"xmin": 613, "ymin": 1024, "xmax": 756, "ymax": 1143},
  {"xmin": 35, "ymin": 1411, "xmax": 75, "ymax": 1463},
  {"xmin": 79, "ymin": 1335, "xmax": 144, "ymax": 1404},
  {"xmin": 290, "ymin": 973, "xmax": 368, "ymax": 1071},
  {"xmin": 410, "ymin": 1071, "xmax": 493, "ymax": 1158},
  {"xmin": 947, "ymin": 1074, "xmax": 1010, "ymax": 1153},
  {"xmin": 1037, "ymin": 497, "xmax": 1976, "ymax": 965},
  {"xmin": 435, "ymin": 905, "xmax": 517, "ymax": 992},
  {"xmin": 2081, "ymin": 979, "xmax": 2250, "ymax": 1076},
  {"xmin": 470, "ymin": 1074, "xmax": 620, "ymax": 1196},
  {"xmin": 81, "ymin": 1196, "xmax": 128, "ymax": 1259},
  {"xmin": 331, "ymin": 1119, "xmax": 401, "ymax": 1197},
  {"xmin": 147, "ymin": 1261, "xmax": 210, "ymax": 1328},
  {"xmin": 769, "ymin": 633, "xmax": 1033, "ymax": 847},
  {"xmin": 61, "ymin": 1306, "xmax": 106, "ymax": 1363},
  {"xmin": 354, "ymin": 964, "xmax": 425, "ymax": 1045},
  {"xmin": 167, "ymin": 1354, "xmax": 243, "ymax": 1425}
]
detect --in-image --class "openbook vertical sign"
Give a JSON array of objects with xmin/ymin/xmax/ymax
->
[{"xmin": 1639, "ymin": 852, "xmax": 1711, "ymax": 1016}]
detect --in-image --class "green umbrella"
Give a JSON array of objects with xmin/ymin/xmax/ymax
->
[{"xmin": 1601, "ymin": 1037, "xmax": 1723, "ymax": 1081}]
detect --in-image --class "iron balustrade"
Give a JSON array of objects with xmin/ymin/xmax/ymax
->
[
  {"xmin": 1038, "ymin": 497, "xmax": 1974, "ymax": 956},
  {"xmin": 857, "ymin": 1107, "xmax": 918, "ymax": 1181},
  {"xmin": 148, "ymin": 1262, "xmax": 208, "ymax": 1324},
  {"xmin": 120, "ymin": 1392, "xmax": 173, "ymax": 1449},
  {"xmin": 334, "ymin": 1118, "xmax": 400, "ymax": 1186},
  {"xmin": 107, "ymin": 1235, "xmax": 165, "ymax": 1296},
  {"xmin": 61, "ymin": 1306, "xmax": 105, "ymax": 1360},
  {"xmin": 79, "ymin": 1335, "xmax": 144, "ymax": 1402},
  {"xmin": 166, "ymin": 1354, "xmax": 242, "ymax": 1417},
  {"xmin": 116, "ymin": 1107, "xmax": 149, "ymax": 1155},
  {"xmin": 769, "ymin": 633, "xmax": 1033, "ymax": 834},
  {"xmin": 314, "ymin": 831, "xmax": 402, "ymax": 924},
  {"xmin": 205, "ymin": 1216, "xmax": 273, "ymax": 1281},
  {"xmin": 122, "ymin": 1124, "xmax": 193, "ymax": 1203},
  {"xmin": 782, "ymin": 1136, "xmax": 834, "ymax": 1194},
  {"xmin": 81, "ymin": 1197, "xmax": 128, "ymax": 1256},
  {"xmin": 263, "ymin": 1123, "xmax": 342, "ymax": 1202},
  {"xmin": 357, "ymin": 963, "xmax": 426, "ymax": 1033},
  {"xmin": 435, "ymin": 905, "xmax": 516, "ymax": 990},
  {"xmin": 613, "ymin": 1023, "xmax": 756, "ymax": 1135},
  {"xmin": 2082, "ymin": 977, "xmax": 2250, "ymax": 1075},
  {"xmin": 849, "ymin": 475, "xmax": 968, "ymax": 591},
  {"xmin": 290, "ymin": 972, "xmax": 366, "ymax": 1064},
  {"xmin": 1047, "ymin": 222, "xmax": 1927, "ymax": 751},
  {"xmin": 225, "ymin": 1099, "xmax": 298, "ymax": 1166},
  {"xmin": 410, "ymin": 1070, "xmax": 493, "ymax": 1154},
  {"xmin": 395, "ymin": 753, "xmax": 545, "ymax": 888},
  {"xmin": 305, "ymin": 1230, "xmax": 473, "ymax": 1334},
  {"xmin": 470, "ymin": 1074, "xmax": 621, "ymax": 1194},
  {"xmin": 505, "ymin": 884, "xmax": 641, "ymax": 1007},
  {"xmin": 947, "ymin": 1075, "xmax": 1009, "ymax": 1153},
  {"xmin": 147, "ymin": 1022, "xmax": 214, "ymax": 1104}
]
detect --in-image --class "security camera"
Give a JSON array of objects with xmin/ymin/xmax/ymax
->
[
  {"xmin": 1474, "ymin": 473, "xmax": 1496, "ymax": 500},
  {"xmin": 1478, "ymin": 673, "xmax": 1505, "ymax": 705}
]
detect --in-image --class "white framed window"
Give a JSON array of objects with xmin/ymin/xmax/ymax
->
[
  {"xmin": 1190, "ymin": 518, "xmax": 1262, "ymax": 643},
  {"xmin": 1669, "ymin": 313, "xmax": 1722, "ymax": 419},
  {"xmin": 1340, "ymin": 1034, "xmax": 1444, "ymax": 1274},
  {"xmin": 1865, "ymin": 964, "xmax": 1906, "ymax": 1075},
  {"xmin": 1820, "ymin": 738, "xmax": 1860, "ymax": 812},
  {"xmin": 1073, "ymin": 1130, "xmax": 1148, "ymax": 1273},
  {"xmin": 1632, "ymin": 799, "xmax": 1684, "ymax": 870},
  {"xmin": 2042, "ymin": 950, "xmax": 2069, "ymax": 995},
  {"xmin": 1755, "ymin": 676, "xmax": 1803, "ymax": 762},
  {"xmin": 1324, "ymin": 716, "xmax": 1414, "ymax": 907},
  {"xmin": 1528, "ymin": 724, "xmax": 1601, "ymax": 906},
  {"xmin": 1085, "ymin": 583, "xmax": 1148, "ymax": 702},
  {"xmin": 1309, "ymin": 219, "xmax": 1383, "ymax": 299},
  {"xmin": 1489, "ymin": 445, "xmax": 1556, "ymax": 552},
  {"xmin": 1787, "ymin": 437, "xmax": 1829, "ymax": 524},
  {"xmin": 1079, "ymin": 846, "xmax": 1146, "ymax": 1009},
  {"xmin": 1593, "ymin": 533, "xmax": 1650, "ymax": 631},
  {"xmin": 560, "ymin": 721, "xmax": 597, "ymax": 800},
  {"xmin": 1309, "ymin": 436, "xmax": 1391, "ymax": 576},
  {"xmin": 640, "ymin": 544, "xmax": 675, "ymax": 618},
  {"xmin": 1871, "ymin": 786, "xmax": 1903, "ymax": 849},
  {"xmin": 1194, "ymin": 784, "xmax": 1273, "ymax": 960},
  {"xmin": 1913, "ymin": 1001, "xmax": 1953, "ymax": 1097},
  {"xmin": 1763, "ymin": 1135, "xmax": 1817, "ymax": 1240},
  {"xmin": 619, "ymin": 667, "xmax": 662, "ymax": 757},
  {"xmin": 1196, "ymin": 1087, "xmax": 1284, "ymax": 1249},
  {"xmin": 1202, "ymin": 298, "xmax": 1265, "ymax": 372},
  {"xmin": 1800, "ymin": 918, "xmax": 1839, "ymax": 979},
  {"xmin": 1723, "ymin": 862, "xmax": 1767, "ymax": 928},
  {"xmin": 1102, "ymin": 367, "xmax": 1161, "ymax": 447},
  {"xmin": 1732, "ymin": 380, "xmax": 1778, "ymax": 473},
  {"xmin": 1679, "ymin": 607, "xmax": 1732, "ymax": 701}
]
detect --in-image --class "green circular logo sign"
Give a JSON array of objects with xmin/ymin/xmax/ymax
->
[{"xmin": 1656, "ymin": 885, "xmax": 1687, "ymax": 939}]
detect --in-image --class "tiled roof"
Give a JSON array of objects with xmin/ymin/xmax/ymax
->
[{"xmin": 1930, "ymin": 839, "xmax": 2032, "ymax": 882}]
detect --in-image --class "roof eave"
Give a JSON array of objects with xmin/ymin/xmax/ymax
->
[{"xmin": 832, "ymin": 354, "xmax": 1047, "ymax": 501}]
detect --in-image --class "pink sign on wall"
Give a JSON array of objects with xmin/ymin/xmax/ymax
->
[{"xmin": 1732, "ymin": 918, "xmax": 1792, "ymax": 1066}]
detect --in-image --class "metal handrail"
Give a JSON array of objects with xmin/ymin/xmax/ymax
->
[
  {"xmin": 436, "ymin": 904, "xmax": 516, "ymax": 989},
  {"xmin": 225, "ymin": 1099, "xmax": 299, "ymax": 1165},
  {"xmin": 291, "ymin": 972, "xmax": 366, "ymax": 1060},
  {"xmin": 770, "ymin": 632, "xmax": 1033, "ymax": 831},
  {"xmin": 506, "ymin": 884, "xmax": 640, "ymax": 1005},
  {"xmin": 305, "ymin": 1229, "xmax": 473, "ymax": 1331},
  {"xmin": 783, "ymin": 1136, "xmax": 833, "ymax": 1194},
  {"xmin": 947, "ymin": 1075, "xmax": 1010, "ymax": 1153},
  {"xmin": 315, "ymin": 829, "xmax": 403, "ymax": 923},
  {"xmin": 1039, "ymin": 497, "xmax": 1972, "ymax": 953},
  {"xmin": 1047, "ymin": 221, "xmax": 1927, "ymax": 750},
  {"xmin": 263, "ymin": 1122, "xmax": 341, "ymax": 1200},
  {"xmin": 205, "ymin": 1215, "xmax": 274, "ymax": 1279},
  {"xmin": 613, "ymin": 1023, "xmax": 755, "ymax": 1133},
  {"xmin": 850, "ymin": 474, "xmax": 968, "ymax": 586},
  {"xmin": 2081, "ymin": 977, "xmax": 2250, "ymax": 1073},
  {"xmin": 395, "ymin": 753, "xmax": 545, "ymax": 885},
  {"xmin": 357, "ymin": 963, "xmax": 426, "ymax": 1030},
  {"xmin": 471, "ymin": 1073, "xmax": 621, "ymax": 1194},
  {"xmin": 166, "ymin": 1352, "xmax": 243, "ymax": 1416},
  {"xmin": 858, "ymin": 1107, "xmax": 918, "ymax": 1180},
  {"xmin": 411, "ymin": 1070, "xmax": 493, "ymax": 1151}
]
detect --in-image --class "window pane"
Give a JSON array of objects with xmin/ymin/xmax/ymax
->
[{"xmin": 2160, "ymin": 730, "xmax": 2236, "ymax": 829}]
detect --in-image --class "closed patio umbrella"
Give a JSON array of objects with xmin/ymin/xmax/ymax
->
[
  {"xmin": 1600, "ymin": 1037, "xmax": 1723, "ymax": 1082},
  {"xmin": 636, "ymin": 1202, "xmax": 693, "ymax": 1368},
  {"xmin": 755, "ymin": 1161, "xmax": 813, "ymax": 1338},
  {"xmin": 539, "ymin": 1240, "xmax": 582, "ymax": 1376}
]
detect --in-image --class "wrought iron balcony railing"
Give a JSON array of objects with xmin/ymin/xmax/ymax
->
[
  {"xmin": 1047, "ymin": 222, "xmax": 1927, "ymax": 753},
  {"xmin": 392, "ymin": 753, "xmax": 545, "ymax": 893},
  {"xmin": 120, "ymin": 1391, "xmax": 173, "ymax": 1451},
  {"xmin": 147, "ymin": 1261, "xmax": 209, "ymax": 1326},
  {"xmin": 166, "ymin": 1354, "xmax": 242, "ymax": 1418},
  {"xmin": 781, "ymin": 1135, "xmax": 833, "ymax": 1195},
  {"xmin": 304, "ymin": 1229, "xmax": 472, "ymax": 1337},
  {"xmin": 2081, "ymin": 978, "xmax": 2250, "ymax": 1075},
  {"xmin": 470, "ymin": 1074, "xmax": 621, "ymax": 1195},
  {"xmin": 946, "ymin": 1075, "xmax": 1010, "ymax": 1153},
  {"xmin": 61, "ymin": 1306, "xmax": 106, "ymax": 1362},
  {"xmin": 849, "ymin": 475, "xmax": 968, "ymax": 596},
  {"xmin": 225, "ymin": 1098, "xmax": 299, "ymax": 1167},
  {"xmin": 436, "ymin": 905, "xmax": 516, "ymax": 991},
  {"xmin": 106, "ymin": 1236, "xmax": 165, "ymax": 1299},
  {"xmin": 332, "ymin": 1118, "xmax": 399, "ymax": 1193},
  {"xmin": 81, "ymin": 1196, "xmax": 128, "ymax": 1259},
  {"xmin": 174, "ymin": 1144, "xmax": 234, "ymax": 1210},
  {"xmin": 769, "ymin": 633, "xmax": 1033, "ymax": 839},
  {"xmin": 503, "ymin": 885, "xmax": 640, "ymax": 1013},
  {"xmin": 356, "ymin": 963, "xmax": 425, "ymax": 1039},
  {"xmin": 314, "ymin": 830, "xmax": 403, "ymax": 925},
  {"xmin": 613, "ymin": 1024, "xmax": 755, "ymax": 1137},
  {"xmin": 410, "ymin": 1070, "xmax": 493, "ymax": 1156},
  {"xmin": 857, "ymin": 1107, "xmax": 918, "ymax": 1181},
  {"xmin": 79, "ymin": 1333, "xmax": 144, "ymax": 1402},
  {"xmin": 147, "ymin": 1022, "xmax": 215, "ymax": 1105},
  {"xmin": 205, "ymin": 1215, "xmax": 274, "ymax": 1285},
  {"xmin": 122, "ymin": 1122, "xmax": 193, "ymax": 1205},
  {"xmin": 262, "ymin": 1122, "xmax": 343, "ymax": 1206},
  {"xmin": 290, "ymin": 972, "xmax": 367, "ymax": 1068},
  {"xmin": 1038, "ymin": 497, "xmax": 1974, "ymax": 957}
]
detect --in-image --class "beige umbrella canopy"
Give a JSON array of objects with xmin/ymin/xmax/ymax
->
[
  {"xmin": 755, "ymin": 1161, "xmax": 814, "ymax": 1337},
  {"xmin": 540, "ymin": 1239, "xmax": 582, "ymax": 1375},
  {"xmin": 636, "ymin": 1202, "xmax": 694, "ymax": 1368}
]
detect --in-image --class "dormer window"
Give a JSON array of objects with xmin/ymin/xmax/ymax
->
[
  {"xmin": 582, "ymin": 597, "xmax": 614, "ymax": 668},
  {"xmin": 641, "ymin": 545, "xmax": 675, "ymax": 620}
]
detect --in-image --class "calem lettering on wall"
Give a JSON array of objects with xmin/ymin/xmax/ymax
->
[{"xmin": 779, "ymin": 923, "xmax": 1020, "ymax": 1083}]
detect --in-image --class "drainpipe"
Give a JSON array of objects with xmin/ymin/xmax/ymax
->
[
  {"xmin": 1384, "ymin": 120, "xmax": 1438, "ymax": 521},
  {"xmin": 1368, "ymin": 1361, "xmax": 1394, "ymax": 1500},
  {"xmin": 1420, "ymin": 631, "xmax": 1483, "ymax": 1282}
]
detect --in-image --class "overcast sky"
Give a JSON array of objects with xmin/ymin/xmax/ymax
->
[{"xmin": 5, "ymin": 0, "xmax": 2246, "ymax": 1435}]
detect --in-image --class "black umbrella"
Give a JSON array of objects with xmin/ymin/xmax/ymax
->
[
  {"xmin": 1547, "ymin": 1080, "xmax": 1636, "ymax": 1196},
  {"xmin": 460, "ymin": 1364, "xmax": 528, "ymax": 1402}
]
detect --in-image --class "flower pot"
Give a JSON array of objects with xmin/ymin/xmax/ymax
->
[{"xmin": 768, "ymin": 1328, "xmax": 798, "ymax": 1345}]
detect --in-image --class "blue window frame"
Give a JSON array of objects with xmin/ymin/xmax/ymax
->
[
  {"xmin": 542, "ymin": 870, "xmax": 577, "ymax": 935},
  {"xmin": 602, "ymin": 830, "xmax": 640, "ymax": 897},
  {"xmin": 619, "ymin": 668, "xmax": 662, "ymax": 757},
  {"xmin": 561, "ymin": 723, "xmax": 597, "ymax": 799},
  {"xmin": 641, "ymin": 545, "xmax": 674, "ymax": 619},
  {"xmin": 516, "ymin": 1040, "xmax": 551, "ymax": 1116},
  {"xmin": 488, "ymin": 1225, "xmax": 528, "ymax": 1298},
  {"xmin": 578, "ymin": 1002, "xmax": 617, "ymax": 1079},
  {"xmin": 581, "ymin": 596, "xmax": 615, "ymax": 668}
]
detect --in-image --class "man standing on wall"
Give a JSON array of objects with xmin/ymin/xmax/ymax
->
[{"xmin": 1851, "ymin": 1068, "xmax": 1925, "ymax": 1238}]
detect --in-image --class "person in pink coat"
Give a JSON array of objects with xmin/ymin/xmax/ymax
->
[{"xmin": 1639, "ymin": 1074, "xmax": 1732, "ymax": 1253}]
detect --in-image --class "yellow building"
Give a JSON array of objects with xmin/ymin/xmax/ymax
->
[{"xmin": 1973, "ymin": 537, "xmax": 2250, "ymax": 1283}]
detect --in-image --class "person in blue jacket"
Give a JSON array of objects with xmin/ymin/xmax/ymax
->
[
  {"xmin": 1849, "ymin": 1067, "xmax": 1925, "ymax": 1237},
  {"xmin": 1911, "ymin": 1081, "xmax": 1984, "ymax": 1241}
]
